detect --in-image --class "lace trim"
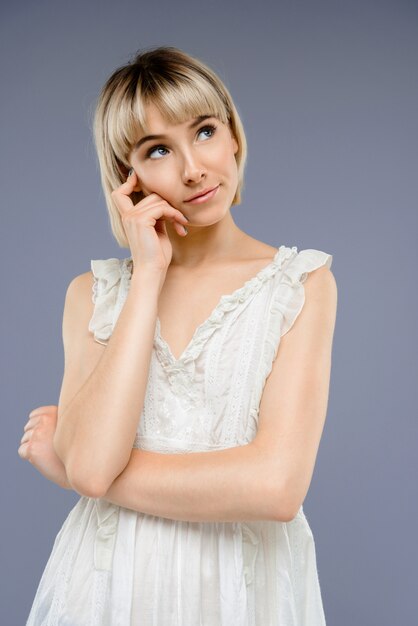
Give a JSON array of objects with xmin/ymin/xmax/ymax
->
[
  {"xmin": 122, "ymin": 245, "xmax": 298, "ymax": 366},
  {"xmin": 87, "ymin": 246, "xmax": 313, "ymax": 365}
]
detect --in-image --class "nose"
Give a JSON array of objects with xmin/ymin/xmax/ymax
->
[{"xmin": 181, "ymin": 151, "xmax": 207, "ymax": 184}]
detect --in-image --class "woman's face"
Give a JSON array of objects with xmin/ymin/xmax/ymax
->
[{"xmin": 127, "ymin": 102, "xmax": 239, "ymax": 224}]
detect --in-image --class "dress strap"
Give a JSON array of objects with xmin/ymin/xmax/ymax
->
[{"xmin": 274, "ymin": 248, "xmax": 333, "ymax": 337}]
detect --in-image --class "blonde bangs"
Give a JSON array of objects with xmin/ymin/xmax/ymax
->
[{"xmin": 104, "ymin": 72, "xmax": 231, "ymax": 172}]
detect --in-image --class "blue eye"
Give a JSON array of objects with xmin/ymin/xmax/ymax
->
[
  {"xmin": 145, "ymin": 124, "xmax": 218, "ymax": 160},
  {"xmin": 146, "ymin": 146, "xmax": 169, "ymax": 159},
  {"xmin": 198, "ymin": 124, "xmax": 217, "ymax": 140}
]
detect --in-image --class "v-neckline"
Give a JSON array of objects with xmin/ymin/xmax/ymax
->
[{"xmin": 124, "ymin": 245, "xmax": 291, "ymax": 367}]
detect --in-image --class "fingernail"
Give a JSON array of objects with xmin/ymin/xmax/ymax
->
[
  {"xmin": 183, "ymin": 226, "xmax": 188, "ymax": 234},
  {"xmin": 128, "ymin": 168, "xmax": 134, "ymax": 177}
]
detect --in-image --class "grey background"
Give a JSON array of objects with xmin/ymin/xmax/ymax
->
[{"xmin": 1, "ymin": 0, "xmax": 417, "ymax": 623}]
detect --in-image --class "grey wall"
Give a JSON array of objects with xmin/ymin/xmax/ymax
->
[{"xmin": 1, "ymin": 0, "xmax": 417, "ymax": 623}]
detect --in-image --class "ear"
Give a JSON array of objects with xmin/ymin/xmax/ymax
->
[{"xmin": 228, "ymin": 128, "xmax": 239, "ymax": 155}]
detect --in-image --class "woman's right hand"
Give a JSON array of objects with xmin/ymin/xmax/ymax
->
[
  {"xmin": 111, "ymin": 169, "xmax": 189, "ymax": 274},
  {"xmin": 18, "ymin": 404, "xmax": 72, "ymax": 490}
]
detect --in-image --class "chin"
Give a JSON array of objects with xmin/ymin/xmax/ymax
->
[{"xmin": 189, "ymin": 208, "xmax": 231, "ymax": 226}]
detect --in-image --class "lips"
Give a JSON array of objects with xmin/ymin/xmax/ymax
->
[{"xmin": 185, "ymin": 185, "xmax": 219, "ymax": 202}]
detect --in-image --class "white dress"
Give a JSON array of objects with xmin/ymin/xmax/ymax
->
[{"xmin": 26, "ymin": 244, "xmax": 333, "ymax": 626}]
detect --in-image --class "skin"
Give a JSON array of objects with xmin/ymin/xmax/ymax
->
[
  {"xmin": 126, "ymin": 103, "xmax": 283, "ymax": 359},
  {"xmin": 18, "ymin": 102, "xmax": 338, "ymax": 522},
  {"xmin": 18, "ymin": 405, "xmax": 71, "ymax": 490}
]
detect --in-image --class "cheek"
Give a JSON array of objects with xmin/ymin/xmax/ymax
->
[
  {"xmin": 202, "ymin": 145, "xmax": 232, "ymax": 175},
  {"xmin": 139, "ymin": 168, "xmax": 179, "ymax": 199},
  {"xmin": 220, "ymin": 142, "xmax": 237, "ymax": 166},
  {"xmin": 136, "ymin": 165, "xmax": 169, "ymax": 188}
]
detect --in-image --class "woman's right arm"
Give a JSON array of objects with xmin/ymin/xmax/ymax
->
[
  {"xmin": 53, "ymin": 266, "xmax": 162, "ymax": 499},
  {"xmin": 53, "ymin": 169, "xmax": 189, "ymax": 498}
]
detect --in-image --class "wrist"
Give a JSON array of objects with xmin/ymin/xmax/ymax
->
[{"xmin": 129, "ymin": 267, "xmax": 165, "ymax": 298}]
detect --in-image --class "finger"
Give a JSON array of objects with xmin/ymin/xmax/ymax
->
[
  {"xmin": 174, "ymin": 221, "xmax": 188, "ymax": 236},
  {"xmin": 20, "ymin": 430, "xmax": 32, "ymax": 444},
  {"xmin": 137, "ymin": 203, "xmax": 190, "ymax": 226},
  {"xmin": 18, "ymin": 442, "xmax": 30, "ymax": 460},
  {"xmin": 116, "ymin": 169, "xmax": 138, "ymax": 193},
  {"xmin": 111, "ymin": 170, "xmax": 139, "ymax": 215},
  {"xmin": 24, "ymin": 416, "xmax": 40, "ymax": 431},
  {"xmin": 152, "ymin": 214, "xmax": 187, "ymax": 237},
  {"xmin": 29, "ymin": 405, "xmax": 57, "ymax": 417}
]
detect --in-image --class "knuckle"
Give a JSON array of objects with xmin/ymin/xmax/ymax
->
[
  {"xmin": 31, "ymin": 428, "xmax": 39, "ymax": 441},
  {"xmin": 18, "ymin": 441, "xmax": 28, "ymax": 455}
]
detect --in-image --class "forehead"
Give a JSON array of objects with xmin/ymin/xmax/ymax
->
[{"xmin": 141, "ymin": 101, "xmax": 212, "ymax": 133}]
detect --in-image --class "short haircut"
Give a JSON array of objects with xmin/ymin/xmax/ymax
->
[{"xmin": 92, "ymin": 45, "xmax": 248, "ymax": 248}]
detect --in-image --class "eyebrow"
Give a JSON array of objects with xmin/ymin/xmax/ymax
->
[{"xmin": 132, "ymin": 115, "xmax": 215, "ymax": 152}]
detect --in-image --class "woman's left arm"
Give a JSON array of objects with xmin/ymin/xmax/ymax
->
[
  {"xmin": 19, "ymin": 405, "xmax": 286, "ymax": 519},
  {"xmin": 103, "ymin": 442, "xmax": 284, "ymax": 522},
  {"xmin": 104, "ymin": 266, "xmax": 337, "ymax": 523}
]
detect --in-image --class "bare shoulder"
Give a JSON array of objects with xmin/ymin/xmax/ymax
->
[
  {"xmin": 58, "ymin": 269, "xmax": 104, "ymax": 419},
  {"xmin": 62, "ymin": 270, "xmax": 104, "ymax": 369},
  {"xmin": 280, "ymin": 262, "xmax": 337, "ymax": 355},
  {"xmin": 63, "ymin": 271, "xmax": 95, "ymax": 332},
  {"xmin": 65, "ymin": 269, "xmax": 94, "ymax": 303},
  {"xmin": 304, "ymin": 261, "xmax": 337, "ymax": 293},
  {"xmin": 300, "ymin": 260, "xmax": 336, "ymax": 323}
]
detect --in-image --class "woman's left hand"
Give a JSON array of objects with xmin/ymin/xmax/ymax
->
[{"xmin": 18, "ymin": 405, "xmax": 72, "ymax": 490}]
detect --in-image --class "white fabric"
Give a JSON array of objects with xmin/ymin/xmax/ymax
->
[{"xmin": 26, "ymin": 244, "xmax": 332, "ymax": 625}]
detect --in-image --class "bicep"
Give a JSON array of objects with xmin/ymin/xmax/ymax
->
[
  {"xmin": 254, "ymin": 265, "xmax": 338, "ymax": 514},
  {"xmin": 57, "ymin": 271, "xmax": 105, "ymax": 426}
]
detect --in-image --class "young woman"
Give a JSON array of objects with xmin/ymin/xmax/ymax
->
[{"xmin": 19, "ymin": 45, "xmax": 337, "ymax": 625}]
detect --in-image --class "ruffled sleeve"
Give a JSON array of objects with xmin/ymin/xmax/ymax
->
[
  {"xmin": 88, "ymin": 258, "xmax": 125, "ymax": 346},
  {"xmin": 274, "ymin": 248, "xmax": 333, "ymax": 338}
]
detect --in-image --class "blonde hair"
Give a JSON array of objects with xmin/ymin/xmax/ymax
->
[{"xmin": 91, "ymin": 45, "xmax": 248, "ymax": 248}]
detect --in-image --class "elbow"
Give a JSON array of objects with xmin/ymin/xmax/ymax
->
[
  {"xmin": 67, "ymin": 468, "xmax": 109, "ymax": 499},
  {"xmin": 273, "ymin": 499, "xmax": 300, "ymax": 523},
  {"xmin": 281, "ymin": 502, "xmax": 302, "ymax": 522},
  {"xmin": 65, "ymin": 457, "xmax": 110, "ymax": 499},
  {"xmin": 53, "ymin": 434, "xmax": 115, "ymax": 499},
  {"xmin": 270, "ymin": 482, "xmax": 302, "ymax": 523}
]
